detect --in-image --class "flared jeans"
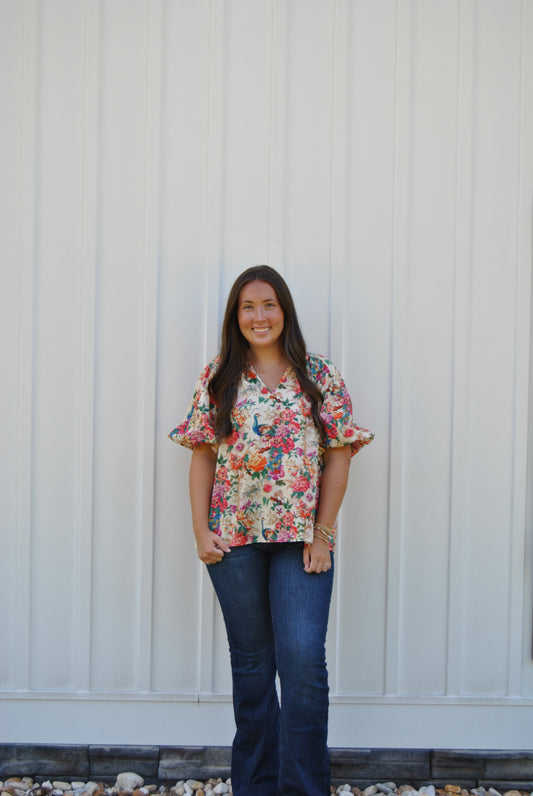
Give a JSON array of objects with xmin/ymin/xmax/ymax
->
[{"xmin": 207, "ymin": 542, "xmax": 334, "ymax": 796}]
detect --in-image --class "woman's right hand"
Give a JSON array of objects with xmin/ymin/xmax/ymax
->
[{"xmin": 195, "ymin": 528, "xmax": 232, "ymax": 565}]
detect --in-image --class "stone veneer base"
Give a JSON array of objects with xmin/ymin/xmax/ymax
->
[{"xmin": 1, "ymin": 746, "xmax": 533, "ymax": 790}]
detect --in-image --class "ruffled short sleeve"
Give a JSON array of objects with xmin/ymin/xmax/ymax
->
[
  {"xmin": 310, "ymin": 354, "xmax": 375, "ymax": 457},
  {"xmin": 168, "ymin": 359, "xmax": 219, "ymax": 450}
]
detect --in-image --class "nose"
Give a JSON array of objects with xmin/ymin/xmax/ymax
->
[{"xmin": 255, "ymin": 306, "xmax": 265, "ymax": 321}]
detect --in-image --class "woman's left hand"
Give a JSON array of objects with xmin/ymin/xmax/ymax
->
[{"xmin": 303, "ymin": 538, "xmax": 332, "ymax": 574}]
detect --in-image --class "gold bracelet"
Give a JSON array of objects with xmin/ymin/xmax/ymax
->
[{"xmin": 313, "ymin": 523, "xmax": 335, "ymax": 546}]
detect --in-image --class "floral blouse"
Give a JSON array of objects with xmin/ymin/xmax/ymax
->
[{"xmin": 169, "ymin": 353, "xmax": 374, "ymax": 551}]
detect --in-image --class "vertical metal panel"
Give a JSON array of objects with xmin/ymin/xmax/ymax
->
[
  {"xmin": 385, "ymin": 0, "xmax": 413, "ymax": 697},
  {"xmin": 74, "ymin": 0, "xmax": 100, "ymax": 692},
  {"xmin": 0, "ymin": 0, "xmax": 33, "ymax": 691},
  {"xmin": 15, "ymin": 0, "xmax": 39, "ymax": 692},
  {"xmin": 90, "ymin": 0, "xmax": 149, "ymax": 690},
  {"xmin": 0, "ymin": 0, "xmax": 20, "ymax": 687},
  {"xmin": 507, "ymin": 0, "xmax": 533, "ymax": 697},
  {"xmin": 136, "ymin": 0, "xmax": 163, "ymax": 693},
  {"xmin": 446, "ymin": 0, "xmax": 475, "ymax": 697},
  {"xmin": 152, "ymin": 0, "xmax": 210, "ymax": 695},
  {"xmin": 520, "ymin": 0, "xmax": 533, "ymax": 697},
  {"xmin": 459, "ymin": 0, "xmax": 524, "ymax": 695},
  {"xmin": 397, "ymin": 0, "xmax": 460, "ymax": 695},
  {"xmin": 336, "ymin": 0, "xmax": 397, "ymax": 696},
  {"xmin": 30, "ymin": 0, "xmax": 88, "ymax": 691}
]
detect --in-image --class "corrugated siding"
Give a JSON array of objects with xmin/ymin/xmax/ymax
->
[{"xmin": 1, "ymin": 0, "xmax": 533, "ymax": 747}]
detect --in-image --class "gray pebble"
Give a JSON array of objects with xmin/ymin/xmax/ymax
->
[{"xmin": 116, "ymin": 775, "xmax": 144, "ymax": 792}]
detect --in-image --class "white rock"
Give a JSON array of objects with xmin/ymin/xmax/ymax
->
[
  {"xmin": 116, "ymin": 776, "xmax": 144, "ymax": 793},
  {"xmin": 365, "ymin": 788, "xmax": 378, "ymax": 796},
  {"xmin": 420, "ymin": 787, "xmax": 435, "ymax": 796},
  {"xmin": 213, "ymin": 786, "xmax": 229, "ymax": 796},
  {"xmin": 377, "ymin": 785, "xmax": 394, "ymax": 795},
  {"xmin": 337, "ymin": 787, "xmax": 351, "ymax": 793}
]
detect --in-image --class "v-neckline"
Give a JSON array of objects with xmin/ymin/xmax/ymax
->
[{"xmin": 248, "ymin": 361, "xmax": 291, "ymax": 393}]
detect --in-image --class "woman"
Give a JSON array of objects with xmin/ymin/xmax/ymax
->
[{"xmin": 170, "ymin": 265, "xmax": 373, "ymax": 796}]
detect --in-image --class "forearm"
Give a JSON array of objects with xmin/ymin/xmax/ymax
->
[
  {"xmin": 189, "ymin": 444, "xmax": 217, "ymax": 539},
  {"xmin": 303, "ymin": 445, "xmax": 351, "ymax": 573},
  {"xmin": 189, "ymin": 445, "xmax": 231, "ymax": 563},
  {"xmin": 315, "ymin": 445, "xmax": 351, "ymax": 528}
]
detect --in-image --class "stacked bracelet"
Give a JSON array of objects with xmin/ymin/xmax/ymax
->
[{"xmin": 313, "ymin": 522, "xmax": 335, "ymax": 547}]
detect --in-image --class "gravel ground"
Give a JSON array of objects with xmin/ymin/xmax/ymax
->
[{"xmin": 2, "ymin": 776, "xmax": 533, "ymax": 796}]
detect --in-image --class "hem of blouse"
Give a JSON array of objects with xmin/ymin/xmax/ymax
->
[
  {"xmin": 216, "ymin": 534, "xmax": 335, "ymax": 553},
  {"xmin": 168, "ymin": 434, "xmax": 218, "ymax": 451}
]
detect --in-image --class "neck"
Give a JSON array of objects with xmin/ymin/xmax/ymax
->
[{"xmin": 249, "ymin": 347, "xmax": 286, "ymax": 371}]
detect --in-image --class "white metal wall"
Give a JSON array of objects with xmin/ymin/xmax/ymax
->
[{"xmin": 1, "ymin": 0, "xmax": 533, "ymax": 748}]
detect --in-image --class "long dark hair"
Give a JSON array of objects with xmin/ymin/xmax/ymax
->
[{"xmin": 209, "ymin": 265, "xmax": 325, "ymax": 441}]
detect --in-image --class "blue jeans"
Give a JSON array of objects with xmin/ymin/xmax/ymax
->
[{"xmin": 207, "ymin": 542, "xmax": 334, "ymax": 796}]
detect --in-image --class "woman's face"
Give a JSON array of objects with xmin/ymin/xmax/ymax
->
[{"xmin": 237, "ymin": 279, "xmax": 285, "ymax": 353}]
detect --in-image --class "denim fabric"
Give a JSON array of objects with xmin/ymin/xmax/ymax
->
[{"xmin": 207, "ymin": 542, "xmax": 334, "ymax": 796}]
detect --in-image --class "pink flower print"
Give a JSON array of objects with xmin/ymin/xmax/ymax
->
[
  {"xmin": 292, "ymin": 475, "xmax": 309, "ymax": 494},
  {"xmin": 280, "ymin": 435, "xmax": 295, "ymax": 453},
  {"xmin": 281, "ymin": 512, "xmax": 294, "ymax": 531},
  {"xmin": 271, "ymin": 466, "xmax": 285, "ymax": 481}
]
